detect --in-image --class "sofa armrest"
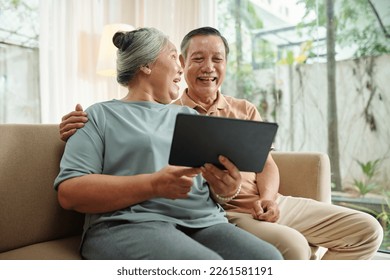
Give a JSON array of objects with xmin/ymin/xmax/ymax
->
[{"xmin": 271, "ymin": 152, "xmax": 331, "ymax": 203}]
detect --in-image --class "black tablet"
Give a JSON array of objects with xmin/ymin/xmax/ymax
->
[{"xmin": 168, "ymin": 113, "xmax": 278, "ymax": 172}]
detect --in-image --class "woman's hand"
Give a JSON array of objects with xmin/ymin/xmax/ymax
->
[{"xmin": 151, "ymin": 166, "xmax": 201, "ymax": 199}]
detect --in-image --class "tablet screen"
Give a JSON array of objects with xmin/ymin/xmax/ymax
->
[{"xmin": 168, "ymin": 113, "xmax": 278, "ymax": 172}]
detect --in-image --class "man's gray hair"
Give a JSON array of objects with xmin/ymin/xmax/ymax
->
[
  {"xmin": 180, "ymin": 26, "xmax": 229, "ymax": 60},
  {"xmin": 113, "ymin": 27, "xmax": 169, "ymax": 86}
]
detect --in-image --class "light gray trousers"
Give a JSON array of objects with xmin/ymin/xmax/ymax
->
[{"xmin": 81, "ymin": 220, "xmax": 283, "ymax": 260}]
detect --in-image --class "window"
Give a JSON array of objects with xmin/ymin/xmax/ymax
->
[
  {"xmin": 0, "ymin": 0, "xmax": 40, "ymax": 123},
  {"xmin": 217, "ymin": 0, "xmax": 390, "ymax": 253}
]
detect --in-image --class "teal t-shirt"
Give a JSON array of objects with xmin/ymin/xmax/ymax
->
[{"xmin": 54, "ymin": 100, "xmax": 227, "ymax": 233}]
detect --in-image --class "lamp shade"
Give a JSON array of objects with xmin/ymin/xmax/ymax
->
[{"xmin": 96, "ymin": 23, "xmax": 134, "ymax": 76}]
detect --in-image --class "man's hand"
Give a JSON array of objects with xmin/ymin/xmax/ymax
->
[
  {"xmin": 252, "ymin": 199, "xmax": 280, "ymax": 223},
  {"xmin": 59, "ymin": 104, "xmax": 88, "ymax": 142},
  {"xmin": 201, "ymin": 155, "xmax": 241, "ymax": 199}
]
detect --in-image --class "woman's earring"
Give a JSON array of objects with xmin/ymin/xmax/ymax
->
[{"xmin": 141, "ymin": 65, "xmax": 151, "ymax": 74}]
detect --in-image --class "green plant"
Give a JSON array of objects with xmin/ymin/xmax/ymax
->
[
  {"xmin": 378, "ymin": 192, "xmax": 390, "ymax": 228},
  {"xmin": 341, "ymin": 193, "xmax": 390, "ymax": 251},
  {"xmin": 352, "ymin": 180, "xmax": 378, "ymax": 197},
  {"xmin": 358, "ymin": 159, "xmax": 380, "ymax": 178},
  {"xmin": 297, "ymin": 0, "xmax": 390, "ymax": 59},
  {"xmin": 278, "ymin": 41, "xmax": 313, "ymax": 65},
  {"xmin": 378, "ymin": 192, "xmax": 390, "ymax": 251},
  {"xmin": 342, "ymin": 160, "xmax": 389, "ymax": 251},
  {"xmin": 352, "ymin": 159, "xmax": 381, "ymax": 196}
]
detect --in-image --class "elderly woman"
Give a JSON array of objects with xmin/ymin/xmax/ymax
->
[{"xmin": 54, "ymin": 27, "xmax": 282, "ymax": 260}]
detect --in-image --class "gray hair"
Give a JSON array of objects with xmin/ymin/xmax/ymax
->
[
  {"xmin": 113, "ymin": 27, "xmax": 169, "ymax": 86},
  {"xmin": 180, "ymin": 26, "xmax": 229, "ymax": 60}
]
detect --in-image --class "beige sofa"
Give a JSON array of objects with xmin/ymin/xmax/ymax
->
[{"xmin": 0, "ymin": 124, "xmax": 331, "ymax": 260}]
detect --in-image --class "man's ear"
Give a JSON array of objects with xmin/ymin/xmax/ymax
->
[
  {"xmin": 140, "ymin": 65, "xmax": 152, "ymax": 75},
  {"xmin": 179, "ymin": 55, "xmax": 185, "ymax": 68}
]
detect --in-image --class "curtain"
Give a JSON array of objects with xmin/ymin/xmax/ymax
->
[
  {"xmin": 39, "ymin": 0, "xmax": 216, "ymax": 123},
  {"xmin": 0, "ymin": 45, "xmax": 40, "ymax": 123}
]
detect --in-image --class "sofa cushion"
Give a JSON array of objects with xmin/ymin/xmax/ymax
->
[{"xmin": 0, "ymin": 235, "xmax": 82, "ymax": 260}]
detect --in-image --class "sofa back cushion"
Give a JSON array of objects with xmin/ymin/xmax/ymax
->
[{"xmin": 0, "ymin": 124, "xmax": 84, "ymax": 253}]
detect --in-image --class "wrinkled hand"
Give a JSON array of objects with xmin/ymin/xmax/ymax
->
[
  {"xmin": 151, "ymin": 166, "xmax": 201, "ymax": 199},
  {"xmin": 252, "ymin": 199, "xmax": 280, "ymax": 223},
  {"xmin": 59, "ymin": 104, "xmax": 88, "ymax": 142},
  {"xmin": 201, "ymin": 155, "xmax": 241, "ymax": 197}
]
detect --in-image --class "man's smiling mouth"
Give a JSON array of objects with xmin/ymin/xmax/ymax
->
[{"xmin": 198, "ymin": 77, "xmax": 217, "ymax": 82}]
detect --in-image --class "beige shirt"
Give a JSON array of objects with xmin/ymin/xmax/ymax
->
[{"xmin": 174, "ymin": 90, "xmax": 265, "ymax": 214}]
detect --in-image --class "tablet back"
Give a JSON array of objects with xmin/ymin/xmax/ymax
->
[{"xmin": 168, "ymin": 113, "xmax": 278, "ymax": 172}]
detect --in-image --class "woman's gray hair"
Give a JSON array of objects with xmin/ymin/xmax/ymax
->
[{"xmin": 112, "ymin": 27, "xmax": 169, "ymax": 86}]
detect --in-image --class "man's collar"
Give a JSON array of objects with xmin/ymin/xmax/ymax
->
[
  {"xmin": 179, "ymin": 89, "xmax": 229, "ymax": 111},
  {"xmin": 178, "ymin": 89, "xmax": 198, "ymax": 108}
]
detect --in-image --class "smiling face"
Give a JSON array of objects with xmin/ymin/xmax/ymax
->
[
  {"xmin": 148, "ymin": 41, "xmax": 183, "ymax": 103},
  {"xmin": 180, "ymin": 35, "xmax": 227, "ymax": 100}
]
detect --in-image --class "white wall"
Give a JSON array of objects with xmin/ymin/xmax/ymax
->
[{"xmin": 253, "ymin": 54, "xmax": 390, "ymax": 187}]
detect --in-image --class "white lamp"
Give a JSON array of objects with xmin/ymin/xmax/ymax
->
[{"xmin": 96, "ymin": 23, "xmax": 134, "ymax": 76}]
